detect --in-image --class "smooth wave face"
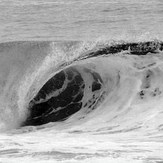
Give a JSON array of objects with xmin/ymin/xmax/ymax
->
[{"xmin": 0, "ymin": 40, "xmax": 163, "ymax": 163}]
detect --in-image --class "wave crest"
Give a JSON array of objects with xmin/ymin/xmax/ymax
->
[{"xmin": 0, "ymin": 40, "xmax": 162, "ymax": 131}]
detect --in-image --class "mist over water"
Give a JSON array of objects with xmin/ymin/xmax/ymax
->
[{"xmin": 0, "ymin": 1, "xmax": 163, "ymax": 163}]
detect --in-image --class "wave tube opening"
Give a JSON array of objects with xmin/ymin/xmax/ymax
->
[{"xmin": 21, "ymin": 62, "xmax": 109, "ymax": 127}]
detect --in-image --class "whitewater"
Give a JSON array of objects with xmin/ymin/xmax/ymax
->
[{"xmin": 0, "ymin": 0, "xmax": 163, "ymax": 163}]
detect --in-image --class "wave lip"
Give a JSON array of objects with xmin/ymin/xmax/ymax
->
[{"xmin": 82, "ymin": 41, "xmax": 163, "ymax": 60}]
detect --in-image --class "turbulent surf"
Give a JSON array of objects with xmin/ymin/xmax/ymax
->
[{"xmin": 0, "ymin": 40, "xmax": 163, "ymax": 163}]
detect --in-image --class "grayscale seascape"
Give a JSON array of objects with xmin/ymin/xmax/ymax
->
[{"xmin": 0, "ymin": 0, "xmax": 163, "ymax": 163}]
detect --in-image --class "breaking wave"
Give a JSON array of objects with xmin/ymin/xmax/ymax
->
[{"xmin": 0, "ymin": 40, "xmax": 163, "ymax": 134}]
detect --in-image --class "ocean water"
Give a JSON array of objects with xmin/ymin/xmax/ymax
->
[
  {"xmin": 0, "ymin": 0, "xmax": 163, "ymax": 41},
  {"xmin": 0, "ymin": 0, "xmax": 163, "ymax": 163}
]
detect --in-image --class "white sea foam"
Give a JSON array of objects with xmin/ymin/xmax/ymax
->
[{"xmin": 0, "ymin": 39, "xmax": 163, "ymax": 162}]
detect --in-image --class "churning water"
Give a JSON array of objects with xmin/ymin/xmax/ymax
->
[{"xmin": 0, "ymin": 0, "xmax": 163, "ymax": 163}]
